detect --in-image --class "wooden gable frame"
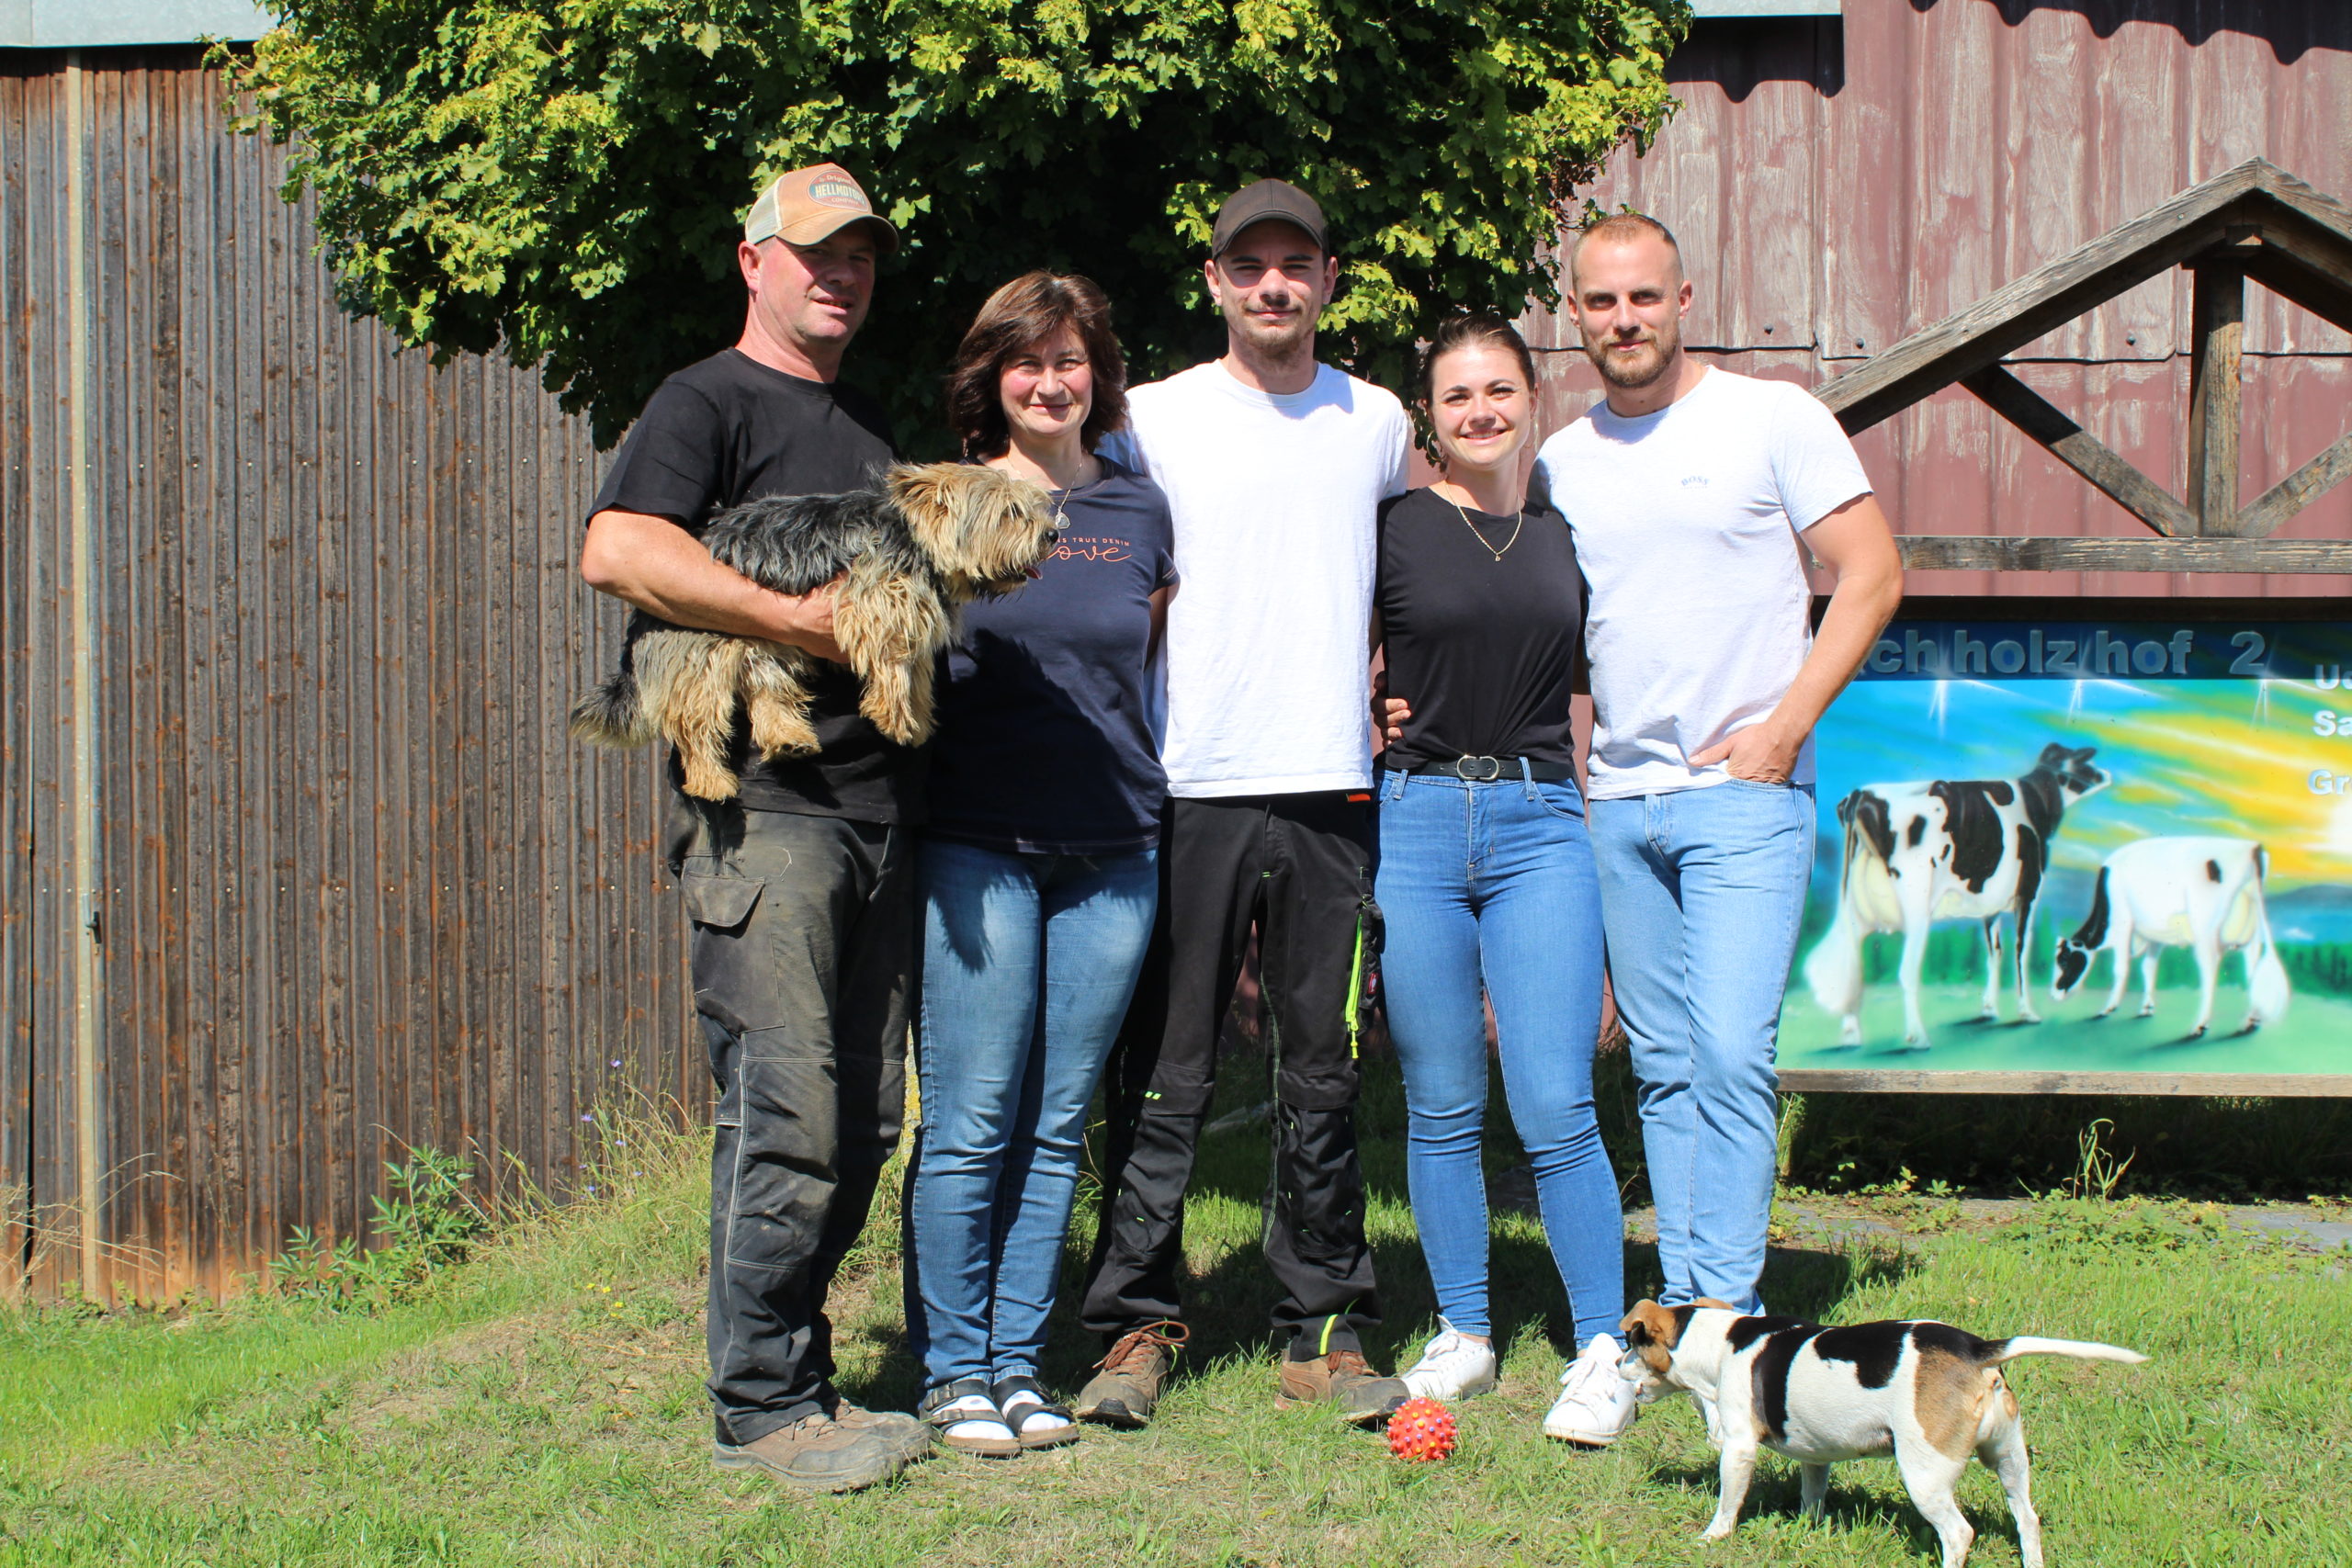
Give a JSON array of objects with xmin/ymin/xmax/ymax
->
[{"xmin": 1817, "ymin": 159, "xmax": 2352, "ymax": 574}]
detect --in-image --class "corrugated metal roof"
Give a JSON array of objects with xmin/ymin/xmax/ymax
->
[
  {"xmin": 2, "ymin": 0, "xmax": 273, "ymax": 49},
  {"xmin": 1691, "ymin": 1, "xmax": 1843, "ymax": 16}
]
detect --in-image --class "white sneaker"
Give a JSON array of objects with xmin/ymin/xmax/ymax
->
[
  {"xmin": 1400, "ymin": 1320, "xmax": 1498, "ymax": 1402},
  {"xmin": 1544, "ymin": 1334, "xmax": 1639, "ymax": 1446}
]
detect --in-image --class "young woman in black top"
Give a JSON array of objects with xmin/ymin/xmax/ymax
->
[{"xmin": 1374, "ymin": 315, "xmax": 1632, "ymax": 1445}]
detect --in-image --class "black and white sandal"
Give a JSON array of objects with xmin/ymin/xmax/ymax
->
[
  {"xmin": 919, "ymin": 1377, "xmax": 1020, "ymax": 1458},
  {"xmin": 991, "ymin": 1373, "xmax": 1080, "ymax": 1450}
]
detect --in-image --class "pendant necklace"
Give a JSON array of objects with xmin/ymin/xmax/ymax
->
[
  {"xmin": 1444, "ymin": 489, "xmax": 1522, "ymax": 561},
  {"xmin": 1046, "ymin": 455, "xmax": 1099, "ymax": 533}
]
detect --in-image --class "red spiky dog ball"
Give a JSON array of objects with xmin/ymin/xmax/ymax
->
[{"xmin": 1386, "ymin": 1396, "xmax": 1457, "ymax": 1461}]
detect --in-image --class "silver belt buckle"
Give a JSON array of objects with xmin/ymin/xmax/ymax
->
[{"xmin": 1452, "ymin": 754, "xmax": 1502, "ymax": 782}]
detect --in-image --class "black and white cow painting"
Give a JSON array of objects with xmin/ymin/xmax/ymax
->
[
  {"xmin": 2051, "ymin": 836, "xmax": 2290, "ymax": 1038},
  {"xmin": 1804, "ymin": 743, "xmax": 2110, "ymax": 1047}
]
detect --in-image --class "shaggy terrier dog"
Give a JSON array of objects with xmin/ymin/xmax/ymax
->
[{"xmin": 571, "ymin": 463, "xmax": 1060, "ymax": 799}]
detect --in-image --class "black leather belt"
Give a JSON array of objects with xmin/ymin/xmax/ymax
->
[{"xmin": 1400, "ymin": 755, "xmax": 1577, "ymax": 784}]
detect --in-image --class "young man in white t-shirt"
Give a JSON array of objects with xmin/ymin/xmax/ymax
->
[
  {"xmin": 1533, "ymin": 217, "xmax": 1902, "ymax": 1328},
  {"xmin": 1071, "ymin": 180, "xmax": 1412, "ymax": 1430}
]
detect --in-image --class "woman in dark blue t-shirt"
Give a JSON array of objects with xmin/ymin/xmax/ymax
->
[{"xmin": 905, "ymin": 272, "xmax": 1175, "ymax": 1458}]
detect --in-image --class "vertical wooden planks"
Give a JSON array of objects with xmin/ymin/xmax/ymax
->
[
  {"xmin": 6, "ymin": 48, "xmax": 697, "ymax": 1297},
  {"xmin": 0, "ymin": 58, "xmax": 61, "ymax": 1297}
]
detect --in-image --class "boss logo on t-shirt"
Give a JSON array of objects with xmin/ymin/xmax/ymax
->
[{"xmin": 1681, "ymin": 474, "xmax": 1711, "ymax": 488}]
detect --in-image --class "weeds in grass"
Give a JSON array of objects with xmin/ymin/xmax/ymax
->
[
  {"xmin": 267, "ymin": 1148, "xmax": 488, "ymax": 1311},
  {"xmin": 2061, "ymin": 1117, "xmax": 2137, "ymax": 1201},
  {"xmin": 1991, "ymin": 1194, "xmax": 2314, "ymax": 1260},
  {"xmin": 1868, "ymin": 1171, "xmax": 1962, "ymax": 1233},
  {"xmin": 1780, "ymin": 1083, "xmax": 2352, "ymax": 1200}
]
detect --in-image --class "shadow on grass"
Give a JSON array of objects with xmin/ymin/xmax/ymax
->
[
  {"xmin": 1641, "ymin": 1456, "xmax": 2024, "ymax": 1566},
  {"xmin": 963, "ymin": 1039, "xmax": 1925, "ymax": 1406}
]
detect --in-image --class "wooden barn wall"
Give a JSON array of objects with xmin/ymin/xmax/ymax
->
[
  {"xmin": 1532, "ymin": 0, "xmax": 2352, "ymax": 596},
  {"xmin": 0, "ymin": 57, "xmax": 71, "ymax": 1295},
  {"xmin": 2, "ymin": 50, "xmax": 694, "ymax": 1301}
]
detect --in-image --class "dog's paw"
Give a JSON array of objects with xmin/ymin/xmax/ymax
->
[
  {"xmin": 749, "ymin": 716, "xmax": 821, "ymax": 760},
  {"xmin": 680, "ymin": 764, "xmax": 741, "ymax": 801}
]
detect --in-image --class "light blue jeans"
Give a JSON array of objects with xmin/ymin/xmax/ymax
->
[
  {"xmin": 1588, "ymin": 779, "xmax": 1815, "ymax": 1314},
  {"xmin": 1375, "ymin": 768, "xmax": 1622, "ymax": 1348},
  {"xmin": 904, "ymin": 840, "xmax": 1159, "ymax": 1389}
]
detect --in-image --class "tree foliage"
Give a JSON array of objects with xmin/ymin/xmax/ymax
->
[{"xmin": 224, "ymin": 0, "xmax": 1685, "ymax": 448}]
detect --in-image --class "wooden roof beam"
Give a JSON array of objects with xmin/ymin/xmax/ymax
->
[
  {"xmin": 2239, "ymin": 252, "xmax": 2352, "ymax": 335},
  {"xmin": 2188, "ymin": 264, "xmax": 2245, "ymax": 536},
  {"xmin": 2246, "ymin": 207, "xmax": 2352, "ymax": 302},
  {"xmin": 1810, "ymin": 161, "xmax": 2352, "ymax": 576},
  {"xmin": 1892, "ymin": 537, "xmax": 2352, "ymax": 573},
  {"xmin": 2234, "ymin": 430, "xmax": 2352, "ymax": 540},
  {"xmin": 1819, "ymin": 162, "xmax": 2274, "ymax": 434},
  {"xmin": 1961, "ymin": 366, "xmax": 2192, "ymax": 537}
]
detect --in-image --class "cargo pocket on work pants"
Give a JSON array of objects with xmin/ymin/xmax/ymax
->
[{"xmin": 685, "ymin": 867, "xmax": 767, "ymax": 1128}]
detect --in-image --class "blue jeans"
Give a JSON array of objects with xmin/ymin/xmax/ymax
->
[
  {"xmin": 1375, "ymin": 768, "xmax": 1621, "ymax": 1348},
  {"xmin": 904, "ymin": 839, "xmax": 1159, "ymax": 1389},
  {"xmin": 1588, "ymin": 780, "xmax": 1815, "ymax": 1314}
]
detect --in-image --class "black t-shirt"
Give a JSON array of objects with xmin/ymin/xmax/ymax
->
[
  {"xmin": 925, "ymin": 458, "xmax": 1177, "ymax": 853},
  {"xmin": 1375, "ymin": 486, "xmax": 1582, "ymax": 769},
  {"xmin": 589, "ymin": 348, "xmax": 922, "ymax": 822}
]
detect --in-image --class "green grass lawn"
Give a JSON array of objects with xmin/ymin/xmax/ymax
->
[{"xmin": 3, "ymin": 1066, "xmax": 2347, "ymax": 1567}]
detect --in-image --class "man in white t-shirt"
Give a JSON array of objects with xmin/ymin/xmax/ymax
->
[
  {"xmin": 1071, "ymin": 180, "xmax": 1413, "ymax": 1431},
  {"xmin": 1534, "ymin": 216, "xmax": 1902, "ymax": 1320}
]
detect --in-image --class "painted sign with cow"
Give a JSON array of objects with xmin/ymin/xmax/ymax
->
[{"xmin": 1778, "ymin": 610, "xmax": 2352, "ymax": 1084}]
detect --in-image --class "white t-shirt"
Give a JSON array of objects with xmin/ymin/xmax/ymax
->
[
  {"xmin": 1534, "ymin": 367, "xmax": 1871, "ymax": 799},
  {"xmin": 1110, "ymin": 361, "xmax": 1409, "ymax": 798}
]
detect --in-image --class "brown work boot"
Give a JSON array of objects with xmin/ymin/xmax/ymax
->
[
  {"xmin": 1072, "ymin": 1320, "xmax": 1189, "ymax": 1429},
  {"xmin": 828, "ymin": 1397, "xmax": 934, "ymax": 1463},
  {"xmin": 712, "ymin": 1410, "xmax": 926, "ymax": 1494},
  {"xmin": 1278, "ymin": 1348, "xmax": 1410, "ymax": 1427}
]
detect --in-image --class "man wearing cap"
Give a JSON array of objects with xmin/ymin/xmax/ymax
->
[
  {"xmin": 580, "ymin": 164, "xmax": 932, "ymax": 1493},
  {"xmin": 1072, "ymin": 180, "xmax": 1414, "ymax": 1429}
]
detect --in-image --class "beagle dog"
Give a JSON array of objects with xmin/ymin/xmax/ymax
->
[{"xmin": 1618, "ymin": 1300, "xmax": 2146, "ymax": 1568}]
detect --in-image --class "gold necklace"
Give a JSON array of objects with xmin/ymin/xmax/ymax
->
[{"xmin": 1443, "ymin": 489, "xmax": 1522, "ymax": 561}]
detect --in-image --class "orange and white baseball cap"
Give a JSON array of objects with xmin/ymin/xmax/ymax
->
[{"xmin": 743, "ymin": 164, "xmax": 899, "ymax": 254}]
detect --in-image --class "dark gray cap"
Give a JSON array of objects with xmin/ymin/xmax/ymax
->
[{"xmin": 1211, "ymin": 179, "xmax": 1329, "ymax": 257}]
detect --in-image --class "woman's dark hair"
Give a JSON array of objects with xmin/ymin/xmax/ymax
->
[
  {"xmin": 947, "ymin": 271, "xmax": 1129, "ymax": 457},
  {"xmin": 1416, "ymin": 311, "xmax": 1538, "ymax": 404}
]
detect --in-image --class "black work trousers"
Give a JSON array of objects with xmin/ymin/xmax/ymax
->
[
  {"xmin": 1079, "ymin": 792, "xmax": 1383, "ymax": 1351},
  {"xmin": 668, "ymin": 799, "xmax": 912, "ymax": 1445}
]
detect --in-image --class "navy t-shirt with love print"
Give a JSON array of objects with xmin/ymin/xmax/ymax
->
[{"xmin": 924, "ymin": 457, "xmax": 1178, "ymax": 854}]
